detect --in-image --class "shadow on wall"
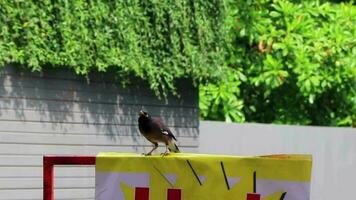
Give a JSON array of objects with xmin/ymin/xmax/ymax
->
[{"xmin": 0, "ymin": 65, "xmax": 199, "ymax": 149}]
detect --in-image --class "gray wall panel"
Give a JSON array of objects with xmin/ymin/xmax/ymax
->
[{"xmin": 0, "ymin": 65, "xmax": 199, "ymax": 199}]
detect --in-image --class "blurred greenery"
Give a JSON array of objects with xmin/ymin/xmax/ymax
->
[
  {"xmin": 200, "ymin": 0, "xmax": 356, "ymax": 126},
  {"xmin": 0, "ymin": 0, "xmax": 354, "ymax": 126}
]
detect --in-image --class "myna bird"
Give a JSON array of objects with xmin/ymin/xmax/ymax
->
[{"xmin": 138, "ymin": 110, "xmax": 180, "ymax": 156}]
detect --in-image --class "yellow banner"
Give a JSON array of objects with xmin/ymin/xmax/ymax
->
[{"xmin": 95, "ymin": 153, "xmax": 312, "ymax": 200}]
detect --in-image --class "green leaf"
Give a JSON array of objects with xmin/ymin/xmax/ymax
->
[{"xmin": 269, "ymin": 11, "xmax": 281, "ymax": 18}]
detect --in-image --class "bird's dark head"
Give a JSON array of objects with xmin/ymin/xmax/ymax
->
[{"xmin": 139, "ymin": 110, "xmax": 149, "ymax": 118}]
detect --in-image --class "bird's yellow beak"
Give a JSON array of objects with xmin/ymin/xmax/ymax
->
[{"xmin": 139, "ymin": 110, "xmax": 146, "ymax": 116}]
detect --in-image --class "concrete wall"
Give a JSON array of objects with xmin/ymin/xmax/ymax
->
[
  {"xmin": 199, "ymin": 121, "xmax": 356, "ymax": 200},
  {"xmin": 0, "ymin": 65, "xmax": 199, "ymax": 200}
]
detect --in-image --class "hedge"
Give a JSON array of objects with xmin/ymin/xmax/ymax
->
[
  {"xmin": 0, "ymin": 0, "xmax": 226, "ymax": 96},
  {"xmin": 1, "ymin": 0, "xmax": 354, "ymax": 126}
]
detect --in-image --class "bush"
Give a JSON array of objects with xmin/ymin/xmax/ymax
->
[
  {"xmin": 1, "ymin": 0, "xmax": 354, "ymax": 126},
  {"xmin": 0, "ymin": 0, "xmax": 226, "ymax": 96},
  {"xmin": 200, "ymin": 0, "xmax": 356, "ymax": 126}
]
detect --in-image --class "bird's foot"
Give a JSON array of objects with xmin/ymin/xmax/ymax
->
[
  {"xmin": 142, "ymin": 152, "xmax": 152, "ymax": 156},
  {"xmin": 160, "ymin": 152, "xmax": 170, "ymax": 157}
]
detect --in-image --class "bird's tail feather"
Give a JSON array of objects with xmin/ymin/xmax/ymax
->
[{"xmin": 168, "ymin": 140, "xmax": 180, "ymax": 153}]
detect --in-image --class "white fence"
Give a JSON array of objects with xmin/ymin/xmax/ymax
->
[{"xmin": 199, "ymin": 121, "xmax": 356, "ymax": 200}]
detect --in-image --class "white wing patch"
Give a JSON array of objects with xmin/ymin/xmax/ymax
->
[{"xmin": 162, "ymin": 130, "xmax": 169, "ymax": 135}]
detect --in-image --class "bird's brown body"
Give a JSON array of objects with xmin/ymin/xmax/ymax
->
[{"xmin": 138, "ymin": 111, "xmax": 180, "ymax": 155}]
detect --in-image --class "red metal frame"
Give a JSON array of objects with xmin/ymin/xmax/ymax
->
[{"xmin": 43, "ymin": 155, "xmax": 96, "ymax": 200}]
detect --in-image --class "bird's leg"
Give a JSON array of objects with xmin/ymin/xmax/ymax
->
[
  {"xmin": 161, "ymin": 144, "xmax": 170, "ymax": 157},
  {"xmin": 144, "ymin": 142, "xmax": 158, "ymax": 156}
]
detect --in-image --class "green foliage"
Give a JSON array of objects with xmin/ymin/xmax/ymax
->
[
  {"xmin": 1, "ymin": 0, "xmax": 354, "ymax": 126},
  {"xmin": 200, "ymin": 68, "xmax": 245, "ymax": 122},
  {"xmin": 200, "ymin": 0, "xmax": 356, "ymax": 126},
  {"xmin": 0, "ymin": 0, "xmax": 226, "ymax": 96}
]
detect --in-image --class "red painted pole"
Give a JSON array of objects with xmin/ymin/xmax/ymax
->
[
  {"xmin": 43, "ymin": 156, "xmax": 54, "ymax": 200},
  {"xmin": 43, "ymin": 155, "xmax": 96, "ymax": 200}
]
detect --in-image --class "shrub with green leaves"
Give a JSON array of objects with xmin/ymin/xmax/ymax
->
[
  {"xmin": 0, "ymin": 0, "xmax": 226, "ymax": 96},
  {"xmin": 1, "ymin": 0, "xmax": 354, "ymax": 126},
  {"xmin": 200, "ymin": 0, "xmax": 356, "ymax": 126}
]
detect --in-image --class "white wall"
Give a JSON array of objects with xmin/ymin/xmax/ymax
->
[{"xmin": 199, "ymin": 121, "xmax": 356, "ymax": 200}]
